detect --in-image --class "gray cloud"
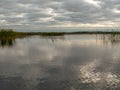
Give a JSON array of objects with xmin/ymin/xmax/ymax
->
[{"xmin": 0, "ymin": 0, "xmax": 120, "ymax": 30}]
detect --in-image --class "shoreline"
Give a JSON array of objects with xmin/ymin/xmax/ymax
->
[{"xmin": 0, "ymin": 29, "xmax": 120, "ymax": 39}]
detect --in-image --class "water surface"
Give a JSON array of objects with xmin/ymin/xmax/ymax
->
[{"xmin": 0, "ymin": 35, "xmax": 120, "ymax": 90}]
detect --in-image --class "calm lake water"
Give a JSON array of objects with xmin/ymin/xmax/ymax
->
[{"xmin": 0, "ymin": 34, "xmax": 120, "ymax": 90}]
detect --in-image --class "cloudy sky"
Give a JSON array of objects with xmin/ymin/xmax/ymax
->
[{"xmin": 0, "ymin": 0, "xmax": 120, "ymax": 30}]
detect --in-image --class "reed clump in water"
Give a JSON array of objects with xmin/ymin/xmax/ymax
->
[
  {"xmin": 0, "ymin": 29, "xmax": 17, "ymax": 39},
  {"xmin": 0, "ymin": 29, "xmax": 31, "ymax": 39}
]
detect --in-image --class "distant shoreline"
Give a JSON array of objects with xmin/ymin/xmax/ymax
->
[
  {"xmin": 0, "ymin": 29, "xmax": 120, "ymax": 39},
  {"xmin": 11, "ymin": 30, "xmax": 120, "ymax": 35},
  {"xmin": 18, "ymin": 31, "xmax": 120, "ymax": 35}
]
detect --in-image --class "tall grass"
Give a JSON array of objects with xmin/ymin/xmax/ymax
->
[{"xmin": 0, "ymin": 29, "xmax": 16, "ymax": 39}]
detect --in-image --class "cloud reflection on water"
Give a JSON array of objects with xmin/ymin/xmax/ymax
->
[{"xmin": 0, "ymin": 35, "xmax": 120, "ymax": 90}]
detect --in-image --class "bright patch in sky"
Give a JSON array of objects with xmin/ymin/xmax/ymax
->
[
  {"xmin": 0, "ymin": 0, "xmax": 120, "ymax": 30},
  {"xmin": 112, "ymin": 8, "xmax": 120, "ymax": 14},
  {"xmin": 84, "ymin": 0, "xmax": 101, "ymax": 8}
]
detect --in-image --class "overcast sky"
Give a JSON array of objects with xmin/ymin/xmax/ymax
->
[{"xmin": 0, "ymin": 0, "xmax": 120, "ymax": 30}]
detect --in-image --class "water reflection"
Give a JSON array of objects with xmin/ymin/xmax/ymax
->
[
  {"xmin": 100, "ymin": 34, "xmax": 120, "ymax": 46},
  {"xmin": 0, "ymin": 35, "xmax": 120, "ymax": 90},
  {"xmin": 40, "ymin": 34, "xmax": 120, "ymax": 46},
  {"xmin": 0, "ymin": 36, "xmax": 65, "ymax": 47},
  {"xmin": 0, "ymin": 34, "xmax": 120, "ymax": 47},
  {"xmin": 40, "ymin": 35, "xmax": 65, "ymax": 43},
  {"xmin": 0, "ymin": 39, "xmax": 15, "ymax": 47}
]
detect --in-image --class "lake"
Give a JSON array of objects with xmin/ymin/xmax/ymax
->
[{"xmin": 0, "ymin": 34, "xmax": 120, "ymax": 90}]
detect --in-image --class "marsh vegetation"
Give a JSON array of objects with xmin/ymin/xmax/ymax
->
[
  {"xmin": 1, "ymin": 29, "xmax": 120, "ymax": 47},
  {"xmin": 1, "ymin": 29, "xmax": 120, "ymax": 38}
]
